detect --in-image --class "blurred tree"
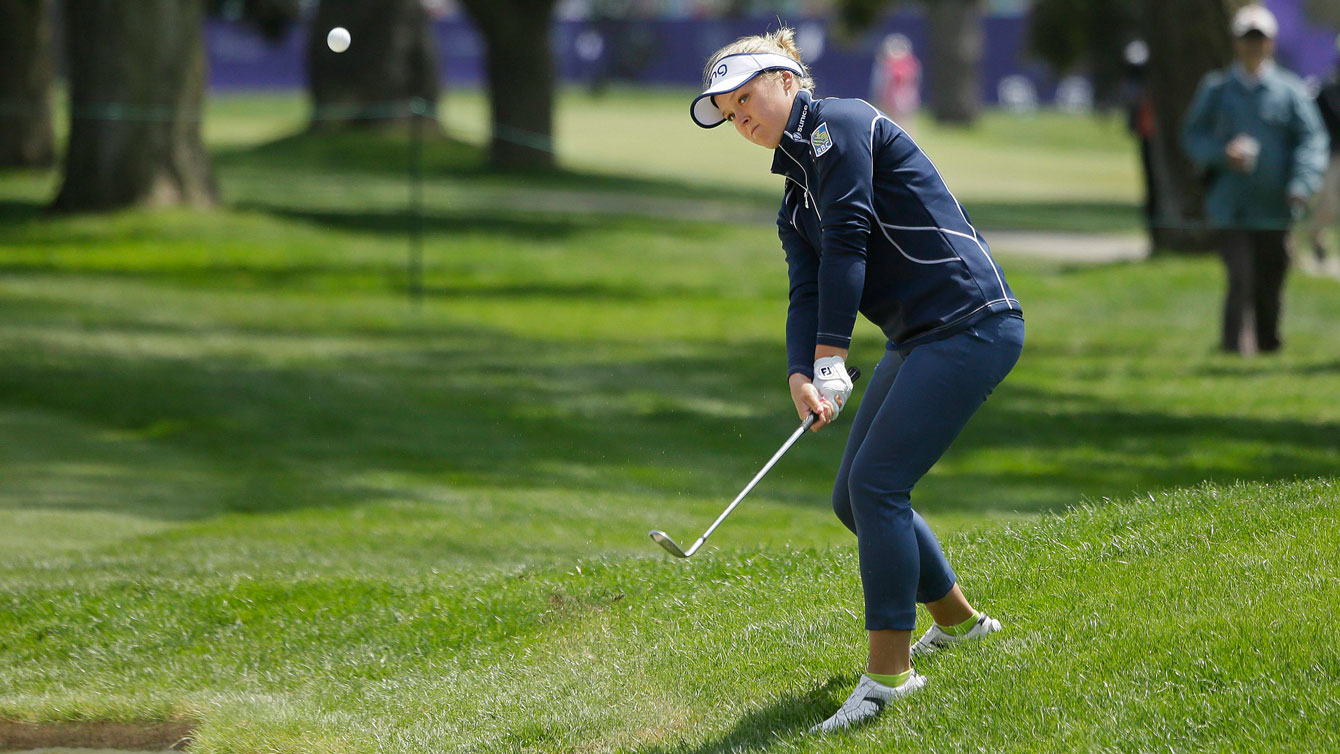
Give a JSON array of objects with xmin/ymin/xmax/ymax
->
[
  {"xmin": 924, "ymin": 0, "xmax": 984, "ymax": 124},
  {"xmin": 1028, "ymin": 0, "xmax": 1253, "ymax": 249},
  {"xmin": 1028, "ymin": 0, "xmax": 1140, "ymax": 106},
  {"xmin": 0, "ymin": 0, "xmax": 56, "ymax": 168},
  {"xmin": 839, "ymin": 0, "xmax": 984, "ymax": 125},
  {"xmin": 52, "ymin": 0, "xmax": 218, "ymax": 211},
  {"xmin": 306, "ymin": 0, "xmax": 442, "ymax": 132},
  {"xmin": 1138, "ymin": 0, "xmax": 1247, "ymax": 250},
  {"xmin": 1303, "ymin": 0, "xmax": 1340, "ymax": 28},
  {"xmin": 206, "ymin": 0, "xmax": 298, "ymax": 40},
  {"xmin": 1029, "ymin": 0, "xmax": 1148, "ymax": 246},
  {"xmin": 581, "ymin": 0, "xmax": 659, "ymax": 96},
  {"xmin": 459, "ymin": 0, "xmax": 561, "ymax": 169}
]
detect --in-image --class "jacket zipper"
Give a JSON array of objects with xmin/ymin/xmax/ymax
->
[
  {"xmin": 775, "ymin": 137, "xmax": 820, "ymax": 217},
  {"xmin": 783, "ymin": 175, "xmax": 817, "ymax": 217}
]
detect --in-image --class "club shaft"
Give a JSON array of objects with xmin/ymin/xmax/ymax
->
[{"xmin": 684, "ymin": 415, "xmax": 814, "ymax": 556}]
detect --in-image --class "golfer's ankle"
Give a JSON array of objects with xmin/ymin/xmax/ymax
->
[
  {"xmin": 868, "ymin": 669, "xmax": 912, "ymax": 687},
  {"xmin": 937, "ymin": 610, "xmax": 982, "ymax": 636}
]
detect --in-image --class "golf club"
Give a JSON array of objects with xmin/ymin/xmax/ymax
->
[{"xmin": 650, "ymin": 365, "xmax": 860, "ymax": 558}]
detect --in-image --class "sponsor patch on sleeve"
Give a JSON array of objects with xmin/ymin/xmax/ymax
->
[{"xmin": 810, "ymin": 122, "xmax": 833, "ymax": 156}]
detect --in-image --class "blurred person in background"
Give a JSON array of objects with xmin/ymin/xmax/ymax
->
[
  {"xmin": 1181, "ymin": 4, "xmax": 1328, "ymax": 355},
  {"xmin": 870, "ymin": 33, "xmax": 920, "ymax": 134},
  {"xmin": 1123, "ymin": 39, "xmax": 1159, "ymax": 252},
  {"xmin": 691, "ymin": 27, "xmax": 1023, "ymax": 733},
  {"xmin": 1307, "ymin": 37, "xmax": 1340, "ymax": 273}
]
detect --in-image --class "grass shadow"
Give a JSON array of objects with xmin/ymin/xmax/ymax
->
[
  {"xmin": 923, "ymin": 381, "xmax": 1340, "ymax": 516},
  {"xmin": 0, "ymin": 199, "xmax": 47, "ymax": 223},
  {"xmin": 236, "ymin": 203, "xmax": 626, "ymax": 241},
  {"xmin": 5, "ymin": 303, "xmax": 1339, "ymax": 527},
  {"xmin": 212, "ymin": 128, "xmax": 776, "ymax": 208},
  {"xmin": 632, "ymin": 676, "xmax": 850, "ymax": 754},
  {"xmin": 1191, "ymin": 358, "xmax": 1340, "ymax": 377}
]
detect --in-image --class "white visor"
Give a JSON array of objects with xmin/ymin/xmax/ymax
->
[{"xmin": 690, "ymin": 52, "xmax": 804, "ymax": 129}]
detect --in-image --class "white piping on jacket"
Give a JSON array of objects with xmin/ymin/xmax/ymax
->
[{"xmin": 855, "ymin": 99, "xmax": 1018, "ymax": 309}]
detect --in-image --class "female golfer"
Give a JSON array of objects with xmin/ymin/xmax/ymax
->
[{"xmin": 691, "ymin": 30, "xmax": 1024, "ymax": 733}]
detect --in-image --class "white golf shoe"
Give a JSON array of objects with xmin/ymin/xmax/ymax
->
[
  {"xmin": 809, "ymin": 671, "xmax": 926, "ymax": 734},
  {"xmin": 910, "ymin": 612, "xmax": 1002, "ymax": 657}
]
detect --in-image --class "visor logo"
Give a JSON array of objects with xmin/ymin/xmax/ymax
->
[{"xmin": 712, "ymin": 63, "xmax": 729, "ymax": 84}]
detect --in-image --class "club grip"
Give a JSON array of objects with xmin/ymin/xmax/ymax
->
[{"xmin": 802, "ymin": 365, "xmax": 860, "ymax": 430}]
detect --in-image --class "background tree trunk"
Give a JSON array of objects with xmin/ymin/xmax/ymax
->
[
  {"xmin": 306, "ymin": 0, "xmax": 441, "ymax": 132},
  {"xmin": 1139, "ymin": 0, "xmax": 1246, "ymax": 250},
  {"xmin": 459, "ymin": 0, "xmax": 559, "ymax": 169},
  {"xmin": 52, "ymin": 0, "xmax": 217, "ymax": 211},
  {"xmin": 1303, "ymin": 0, "xmax": 1340, "ymax": 28},
  {"xmin": 835, "ymin": 0, "xmax": 984, "ymax": 125},
  {"xmin": 0, "ymin": 0, "xmax": 56, "ymax": 168},
  {"xmin": 925, "ymin": 0, "xmax": 983, "ymax": 125}
]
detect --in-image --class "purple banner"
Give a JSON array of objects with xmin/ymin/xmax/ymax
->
[
  {"xmin": 1267, "ymin": 0, "xmax": 1339, "ymax": 83},
  {"xmin": 206, "ymin": 13, "xmax": 1061, "ymax": 106},
  {"xmin": 209, "ymin": 20, "xmax": 308, "ymax": 89},
  {"xmin": 206, "ymin": 8, "xmax": 1339, "ymax": 104}
]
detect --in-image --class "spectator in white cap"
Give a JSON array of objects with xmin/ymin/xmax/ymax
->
[
  {"xmin": 1182, "ymin": 3, "xmax": 1329, "ymax": 354},
  {"xmin": 1230, "ymin": 2, "xmax": 1278, "ymax": 40}
]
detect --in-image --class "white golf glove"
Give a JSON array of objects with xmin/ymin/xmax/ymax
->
[{"xmin": 813, "ymin": 355, "xmax": 853, "ymax": 418}]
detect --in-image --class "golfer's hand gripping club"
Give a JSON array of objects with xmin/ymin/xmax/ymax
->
[
  {"xmin": 812, "ymin": 355, "xmax": 855, "ymax": 424},
  {"xmin": 650, "ymin": 366, "xmax": 860, "ymax": 558}
]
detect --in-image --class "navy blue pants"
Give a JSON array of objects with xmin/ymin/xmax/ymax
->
[{"xmin": 832, "ymin": 311, "xmax": 1024, "ymax": 631}]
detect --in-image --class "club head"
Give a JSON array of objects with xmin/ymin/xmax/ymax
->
[{"xmin": 649, "ymin": 530, "xmax": 689, "ymax": 558}]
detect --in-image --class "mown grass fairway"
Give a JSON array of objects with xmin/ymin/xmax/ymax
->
[{"xmin": 2, "ymin": 90, "xmax": 1338, "ymax": 752}]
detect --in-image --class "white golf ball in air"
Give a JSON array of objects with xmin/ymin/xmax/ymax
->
[{"xmin": 327, "ymin": 27, "xmax": 351, "ymax": 53}]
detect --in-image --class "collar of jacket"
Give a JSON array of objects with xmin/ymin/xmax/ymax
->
[
  {"xmin": 1231, "ymin": 59, "xmax": 1278, "ymax": 90},
  {"xmin": 770, "ymin": 89, "xmax": 817, "ymax": 177}
]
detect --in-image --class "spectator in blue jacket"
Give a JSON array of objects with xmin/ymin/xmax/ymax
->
[
  {"xmin": 1181, "ymin": 4, "xmax": 1329, "ymax": 354},
  {"xmin": 691, "ymin": 28, "xmax": 1023, "ymax": 733}
]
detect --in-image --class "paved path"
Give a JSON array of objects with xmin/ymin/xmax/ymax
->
[
  {"xmin": 1295, "ymin": 253, "xmax": 1340, "ymax": 280},
  {"xmin": 450, "ymin": 186, "xmax": 1153, "ymax": 264},
  {"xmin": 984, "ymin": 230, "xmax": 1150, "ymax": 264}
]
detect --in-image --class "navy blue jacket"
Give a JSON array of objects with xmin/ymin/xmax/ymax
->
[{"xmin": 774, "ymin": 90, "xmax": 1021, "ymax": 378}]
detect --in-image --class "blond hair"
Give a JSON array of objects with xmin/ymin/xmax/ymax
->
[{"xmin": 702, "ymin": 28, "xmax": 816, "ymax": 92}]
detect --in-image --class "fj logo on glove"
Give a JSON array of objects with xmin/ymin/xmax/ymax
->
[{"xmin": 819, "ymin": 365, "xmax": 834, "ymax": 377}]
